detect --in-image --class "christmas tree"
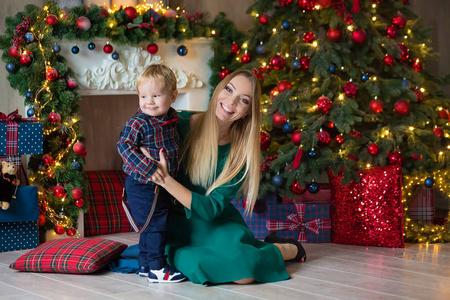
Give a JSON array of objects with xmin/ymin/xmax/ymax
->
[{"xmin": 220, "ymin": 0, "xmax": 450, "ymax": 242}]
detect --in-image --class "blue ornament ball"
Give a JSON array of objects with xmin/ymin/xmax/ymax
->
[
  {"xmin": 282, "ymin": 123, "xmax": 294, "ymax": 133},
  {"xmin": 52, "ymin": 43, "xmax": 61, "ymax": 53},
  {"xmin": 71, "ymin": 45, "xmax": 80, "ymax": 54},
  {"xmin": 308, "ymin": 182, "xmax": 320, "ymax": 194},
  {"xmin": 112, "ymin": 52, "xmax": 120, "ymax": 60},
  {"xmin": 281, "ymin": 20, "xmax": 290, "ymax": 30},
  {"xmin": 24, "ymin": 32, "xmax": 34, "ymax": 42},
  {"xmin": 72, "ymin": 161, "xmax": 81, "ymax": 171},
  {"xmin": 292, "ymin": 59, "xmax": 301, "ymax": 70},
  {"xmin": 177, "ymin": 45, "xmax": 188, "ymax": 56},
  {"xmin": 329, "ymin": 64, "xmax": 337, "ymax": 73},
  {"xmin": 272, "ymin": 174, "xmax": 284, "ymax": 187},
  {"xmin": 361, "ymin": 73, "xmax": 369, "ymax": 82},
  {"xmin": 88, "ymin": 42, "xmax": 96, "ymax": 50},
  {"xmin": 256, "ymin": 44, "xmax": 266, "ymax": 56},
  {"xmin": 38, "ymin": 164, "xmax": 44, "ymax": 171},
  {"xmin": 27, "ymin": 108, "xmax": 35, "ymax": 117},
  {"xmin": 424, "ymin": 177, "xmax": 434, "ymax": 188},
  {"xmin": 401, "ymin": 78, "xmax": 410, "ymax": 88},
  {"xmin": 308, "ymin": 149, "xmax": 316, "ymax": 159},
  {"xmin": 26, "ymin": 90, "xmax": 34, "ymax": 99},
  {"xmin": 6, "ymin": 62, "xmax": 18, "ymax": 73}
]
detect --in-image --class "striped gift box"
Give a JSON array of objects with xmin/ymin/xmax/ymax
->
[{"xmin": 409, "ymin": 188, "xmax": 434, "ymax": 223}]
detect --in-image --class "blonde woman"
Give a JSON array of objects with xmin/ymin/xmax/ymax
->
[{"xmin": 143, "ymin": 70, "xmax": 306, "ymax": 285}]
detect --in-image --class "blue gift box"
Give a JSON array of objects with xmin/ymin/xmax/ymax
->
[
  {"xmin": 266, "ymin": 203, "xmax": 331, "ymax": 243},
  {"xmin": 0, "ymin": 186, "xmax": 39, "ymax": 252},
  {"xmin": 0, "ymin": 122, "xmax": 43, "ymax": 155}
]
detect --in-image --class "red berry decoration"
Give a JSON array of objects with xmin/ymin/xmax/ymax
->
[
  {"xmin": 75, "ymin": 198, "xmax": 85, "ymax": 208},
  {"xmin": 392, "ymin": 13, "xmax": 407, "ymax": 28},
  {"xmin": 241, "ymin": 52, "xmax": 252, "ymax": 64},
  {"xmin": 67, "ymin": 77, "xmax": 78, "ymax": 90},
  {"xmin": 291, "ymin": 180, "xmax": 306, "ymax": 195},
  {"xmin": 273, "ymin": 113, "xmax": 287, "ymax": 126},
  {"xmin": 19, "ymin": 52, "xmax": 32, "ymax": 66},
  {"xmin": 219, "ymin": 69, "xmax": 230, "ymax": 80},
  {"xmin": 277, "ymin": 80, "xmax": 292, "ymax": 92},
  {"xmin": 66, "ymin": 228, "xmax": 77, "ymax": 237},
  {"xmin": 55, "ymin": 225, "xmax": 66, "ymax": 235},
  {"xmin": 344, "ymin": 81, "xmax": 358, "ymax": 97},
  {"xmin": 414, "ymin": 87, "xmax": 424, "ymax": 103},
  {"xmin": 270, "ymin": 88, "xmax": 279, "ymax": 100},
  {"xmin": 42, "ymin": 153, "xmax": 54, "ymax": 166},
  {"xmin": 45, "ymin": 67, "xmax": 58, "ymax": 81},
  {"xmin": 350, "ymin": 131, "xmax": 361, "ymax": 138},
  {"xmin": 279, "ymin": 0, "xmax": 293, "ymax": 6},
  {"xmin": 387, "ymin": 151, "xmax": 404, "ymax": 166},
  {"xmin": 53, "ymin": 185, "xmax": 65, "ymax": 198},
  {"xmin": 298, "ymin": 0, "xmax": 317, "ymax": 11},
  {"xmin": 270, "ymin": 54, "xmax": 286, "ymax": 70},
  {"xmin": 383, "ymin": 54, "xmax": 395, "ymax": 66},
  {"xmin": 72, "ymin": 187, "xmax": 83, "ymax": 200},
  {"xmin": 291, "ymin": 130, "xmax": 302, "ymax": 145},
  {"xmin": 438, "ymin": 109, "xmax": 449, "ymax": 120},
  {"xmin": 410, "ymin": 153, "xmax": 423, "ymax": 161},
  {"xmin": 433, "ymin": 127, "xmax": 444, "ymax": 138},
  {"xmin": 38, "ymin": 214, "xmax": 46, "ymax": 226},
  {"xmin": 73, "ymin": 141, "xmax": 87, "ymax": 158},
  {"xmin": 351, "ymin": 28, "xmax": 366, "ymax": 44},
  {"xmin": 303, "ymin": 31, "xmax": 315, "ymax": 43},
  {"xmin": 147, "ymin": 43, "xmax": 158, "ymax": 54},
  {"xmin": 260, "ymin": 130, "xmax": 271, "ymax": 150},
  {"xmin": 317, "ymin": 130, "xmax": 331, "ymax": 146},
  {"xmin": 258, "ymin": 14, "xmax": 269, "ymax": 25},
  {"xmin": 48, "ymin": 111, "xmax": 61, "ymax": 124},
  {"xmin": 397, "ymin": 43, "xmax": 409, "ymax": 62},
  {"xmin": 124, "ymin": 6, "xmax": 138, "ymax": 22},
  {"xmin": 367, "ymin": 143, "xmax": 380, "ymax": 156},
  {"xmin": 9, "ymin": 45, "xmax": 21, "ymax": 58},
  {"xmin": 327, "ymin": 28, "xmax": 342, "ymax": 42},
  {"xmin": 410, "ymin": 58, "xmax": 423, "ymax": 72},
  {"xmin": 369, "ymin": 99, "xmax": 384, "ymax": 114},
  {"xmin": 231, "ymin": 42, "xmax": 240, "ymax": 54},
  {"xmin": 317, "ymin": 0, "xmax": 332, "ymax": 8},
  {"xmin": 76, "ymin": 16, "xmax": 91, "ymax": 30},
  {"xmin": 335, "ymin": 134, "xmax": 345, "ymax": 145},
  {"xmin": 46, "ymin": 14, "xmax": 58, "ymax": 26},
  {"xmin": 394, "ymin": 99, "xmax": 410, "ymax": 115},
  {"xmin": 385, "ymin": 25, "xmax": 398, "ymax": 39},
  {"xmin": 316, "ymin": 96, "xmax": 332, "ymax": 113},
  {"xmin": 299, "ymin": 56, "xmax": 310, "ymax": 71}
]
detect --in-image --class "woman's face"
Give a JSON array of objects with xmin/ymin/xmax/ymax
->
[{"xmin": 215, "ymin": 75, "xmax": 253, "ymax": 125}]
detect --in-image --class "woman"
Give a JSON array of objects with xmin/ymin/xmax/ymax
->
[{"xmin": 145, "ymin": 69, "xmax": 306, "ymax": 285}]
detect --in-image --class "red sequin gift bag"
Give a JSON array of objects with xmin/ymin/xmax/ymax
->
[{"xmin": 328, "ymin": 165, "xmax": 404, "ymax": 248}]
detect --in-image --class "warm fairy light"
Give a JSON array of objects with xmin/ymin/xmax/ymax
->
[
  {"xmin": 182, "ymin": 28, "xmax": 186, "ymax": 32},
  {"xmin": 338, "ymin": 94, "xmax": 344, "ymax": 100},
  {"xmin": 372, "ymin": 76, "xmax": 377, "ymax": 81},
  {"xmin": 366, "ymin": 164, "xmax": 371, "ymax": 168},
  {"xmin": 312, "ymin": 41, "xmax": 318, "ymax": 47},
  {"xmin": 312, "ymin": 77, "xmax": 317, "ymax": 82},
  {"xmin": 211, "ymin": 30, "xmax": 216, "ymax": 35},
  {"xmin": 372, "ymin": 16, "xmax": 377, "ymax": 21},
  {"xmin": 273, "ymin": 28, "xmax": 277, "ymax": 33},
  {"xmin": 263, "ymin": 108, "xmax": 267, "ymax": 113},
  {"xmin": 347, "ymin": 25, "xmax": 354, "ymax": 31},
  {"xmin": 420, "ymin": 87, "xmax": 425, "ymax": 92},
  {"xmin": 404, "ymin": 35, "xmax": 408, "ymax": 39},
  {"xmin": 372, "ymin": 4, "xmax": 377, "ymax": 8},
  {"xmin": 43, "ymin": 6, "xmax": 48, "ymax": 11},
  {"xmin": 285, "ymin": 53, "xmax": 289, "ymax": 57},
  {"xmin": 242, "ymin": 43, "xmax": 248, "ymax": 48},
  {"xmin": 235, "ymin": 57, "xmax": 240, "ymax": 61},
  {"xmin": 262, "ymin": 62, "xmax": 267, "ymax": 67}
]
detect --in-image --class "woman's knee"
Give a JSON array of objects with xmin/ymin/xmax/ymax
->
[{"xmin": 233, "ymin": 278, "xmax": 255, "ymax": 284}]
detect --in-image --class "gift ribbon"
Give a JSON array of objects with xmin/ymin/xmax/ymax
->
[
  {"xmin": 266, "ymin": 203, "xmax": 331, "ymax": 242},
  {"xmin": 1, "ymin": 109, "xmax": 38, "ymax": 155},
  {"xmin": 0, "ymin": 109, "xmax": 22, "ymax": 122}
]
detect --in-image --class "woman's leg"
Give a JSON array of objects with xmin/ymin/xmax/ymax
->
[
  {"xmin": 273, "ymin": 243, "xmax": 299, "ymax": 261},
  {"xmin": 234, "ymin": 278, "xmax": 255, "ymax": 284}
]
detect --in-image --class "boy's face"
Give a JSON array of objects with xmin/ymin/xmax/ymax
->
[{"xmin": 138, "ymin": 79, "xmax": 177, "ymax": 117}]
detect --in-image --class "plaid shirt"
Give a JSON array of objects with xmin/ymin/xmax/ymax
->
[{"xmin": 117, "ymin": 107, "xmax": 180, "ymax": 184}]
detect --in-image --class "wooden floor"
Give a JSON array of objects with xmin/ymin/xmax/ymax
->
[{"xmin": 1, "ymin": 232, "xmax": 449, "ymax": 299}]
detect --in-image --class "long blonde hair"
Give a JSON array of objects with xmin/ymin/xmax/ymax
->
[{"xmin": 181, "ymin": 70, "xmax": 261, "ymax": 214}]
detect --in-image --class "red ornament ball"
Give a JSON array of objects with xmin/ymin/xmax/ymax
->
[
  {"xmin": 335, "ymin": 134, "xmax": 345, "ymax": 145},
  {"xmin": 291, "ymin": 130, "xmax": 302, "ymax": 145},
  {"xmin": 317, "ymin": 130, "xmax": 331, "ymax": 146},
  {"xmin": 433, "ymin": 127, "xmax": 444, "ymax": 138},
  {"xmin": 67, "ymin": 77, "xmax": 78, "ymax": 90},
  {"xmin": 99, "ymin": 7, "xmax": 109, "ymax": 18},
  {"xmin": 124, "ymin": 6, "xmax": 138, "ymax": 22},
  {"xmin": 147, "ymin": 43, "xmax": 159, "ymax": 54},
  {"xmin": 369, "ymin": 99, "xmax": 384, "ymax": 114},
  {"xmin": 75, "ymin": 198, "xmax": 85, "ymax": 208},
  {"xmin": 258, "ymin": 14, "xmax": 269, "ymax": 25},
  {"xmin": 272, "ymin": 112, "xmax": 287, "ymax": 126},
  {"xmin": 46, "ymin": 67, "xmax": 58, "ymax": 81},
  {"xmin": 387, "ymin": 151, "xmax": 404, "ymax": 166},
  {"xmin": 38, "ymin": 214, "xmax": 46, "ymax": 226},
  {"xmin": 9, "ymin": 45, "xmax": 21, "ymax": 58},
  {"xmin": 383, "ymin": 54, "xmax": 395, "ymax": 66},
  {"xmin": 317, "ymin": 0, "xmax": 332, "ymax": 8},
  {"xmin": 397, "ymin": 43, "xmax": 409, "ymax": 62},
  {"xmin": 76, "ymin": 16, "xmax": 91, "ymax": 30},
  {"xmin": 327, "ymin": 27, "xmax": 342, "ymax": 42},
  {"xmin": 103, "ymin": 43, "xmax": 113, "ymax": 54},
  {"xmin": 394, "ymin": 99, "xmax": 410, "ymax": 115},
  {"xmin": 367, "ymin": 143, "xmax": 380, "ymax": 156},
  {"xmin": 392, "ymin": 13, "xmax": 407, "ymax": 28},
  {"xmin": 55, "ymin": 225, "xmax": 66, "ymax": 235},
  {"xmin": 299, "ymin": 56, "xmax": 310, "ymax": 71},
  {"xmin": 316, "ymin": 96, "xmax": 332, "ymax": 113},
  {"xmin": 277, "ymin": 80, "xmax": 292, "ymax": 92},
  {"xmin": 351, "ymin": 28, "xmax": 366, "ymax": 44},
  {"xmin": 53, "ymin": 185, "xmax": 65, "ymax": 198},
  {"xmin": 260, "ymin": 130, "xmax": 271, "ymax": 150},
  {"xmin": 344, "ymin": 81, "xmax": 358, "ymax": 97},
  {"xmin": 46, "ymin": 14, "xmax": 58, "ymax": 26},
  {"xmin": 401, "ymin": 0, "xmax": 408, "ymax": 3},
  {"xmin": 66, "ymin": 228, "xmax": 77, "ymax": 237},
  {"xmin": 73, "ymin": 141, "xmax": 87, "ymax": 158},
  {"xmin": 298, "ymin": 0, "xmax": 317, "ymax": 11},
  {"xmin": 347, "ymin": 154, "xmax": 358, "ymax": 161},
  {"xmin": 270, "ymin": 54, "xmax": 286, "ymax": 70},
  {"xmin": 19, "ymin": 53, "xmax": 32, "ymax": 66},
  {"xmin": 409, "ymin": 58, "xmax": 422, "ymax": 72},
  {"xmin": 291, "ymin": 180, "xmax": 306, "ymax": 195},
  {"xmin": 241, "ymin": 53, "xmax": 252, "ymax": 64},
  {"xmin": 279, "ymin": 0, "xmax": 293, "ymax": 6},
  {"xmin": 414, "ymin": 88, "xmax": 424, "ymax": 103},
  {"xmin": 438, "ymin": 109, "xmax": 449, "ymax": 120},
  {"xmin": 231, "ymin": 42, "xmax": 240, "ymax": 54},
  {"xmin": 385, "ymin": 25, "xmax": 398, "ymax": 39},
  {"xmin": 48, "ymin": 111, "xmax": 61, "ymax": 124},
  {"xmin": 72, "ymin": 187, "xmax": 83, "ymax": 200},
  {"xmin": 303, "ymin": 31, "xmax": 316, "ymax": 43},
  {"xmin": 219, "ymin": 69, "xmax": 230, "ymax": 80}
]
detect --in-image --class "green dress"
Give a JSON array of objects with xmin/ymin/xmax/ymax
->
[{"xmin": 166, "ymin": 112, "xmax": 289, "ymax": 285}]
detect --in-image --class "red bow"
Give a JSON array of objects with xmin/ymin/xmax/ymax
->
[{"xmin": 0, "ymin": 109, "xmax": 22, "ymax": 122}]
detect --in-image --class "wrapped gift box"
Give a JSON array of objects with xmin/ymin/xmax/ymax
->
[
  {"xmin": 0, "ymin": 122, "xmax": 43, "ymax": 155},
  {"xmin": 266, "ymin": 203, "xmax": 331, "ymax": 243},
  {"xmin": 409, "ymin": 188, "xmax": 434, "ymax": 223},
  {"xmin": 0, "ymin": 186, "xmax": 39, "ymax": 252},
  {"xmin": 282, "ymin": 184, "xmax": 331, "ymax": 203},
  {"xmin": 232, "ymin": 193, "xmax": 278, "ymax": 239}
]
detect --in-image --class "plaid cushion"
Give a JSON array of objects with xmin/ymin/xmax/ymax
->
[
  {"xmin": 9, "ymin": 238, "xmax": 127, "ymax": 273},
  {"xmin": 84, "ymin": 171, "xmax": 133, "ymax": 236}
]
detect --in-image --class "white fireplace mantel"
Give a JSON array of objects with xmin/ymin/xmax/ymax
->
[{"xmin": 59, "ymin": 38, "xmax": 213, "ymax": 111}]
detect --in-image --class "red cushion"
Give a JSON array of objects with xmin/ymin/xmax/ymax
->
[
  {"xmin": 84, "ymin": 170, "xmax": 133, "ymax": 236},
  {"xmin": 9, "ymin": 238, "xmax": 127, "ymax": 273}
]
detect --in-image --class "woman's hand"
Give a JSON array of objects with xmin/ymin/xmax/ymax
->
[{"xmin": 150, "ymin": 149, "xmax": 170, "ymax": 186}]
